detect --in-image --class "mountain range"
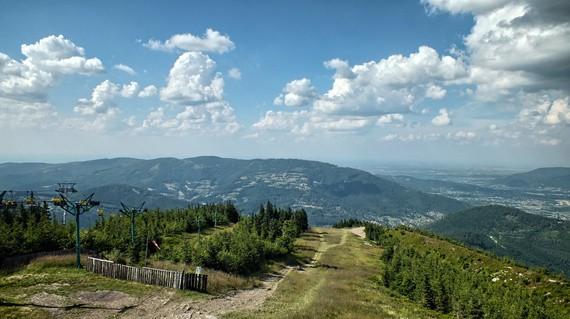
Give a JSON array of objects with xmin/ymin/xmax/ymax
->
[{"xmin": 0, "ymin": 157, "xmax": 468, "ymax": 225}]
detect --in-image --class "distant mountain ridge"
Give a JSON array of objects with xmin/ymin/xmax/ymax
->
[
  {"xmin": 495, "ymin": 167, "xmax": 570, "ymax": 188},
  {"xmin": 428, "ymin": 205, "xmax": 570, "ymax": 275},
  {"xmin": 0, "ymin": 156, "xmax": 468, "ymax": 225}
]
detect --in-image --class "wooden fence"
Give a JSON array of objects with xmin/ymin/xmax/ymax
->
[{"xmin": 85, "ymin": 257, "xmax": 207, "ymax": 292}]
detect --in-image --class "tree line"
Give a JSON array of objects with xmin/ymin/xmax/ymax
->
[
  {"xmin": 0, "ymin": 204, "xmax": 74, "ymax": 260},
  {"xmin": 1, "ymin": 201, "xmax": 308, "ymax": 276}
]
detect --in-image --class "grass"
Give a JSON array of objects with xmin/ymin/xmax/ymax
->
[
  {"xmin": 0, "ymin": 255, "xmax": 175, "ymax": 318},
  {"xmin": 226, "ymin": 228, "xmax": 442, "ymax": 319}
]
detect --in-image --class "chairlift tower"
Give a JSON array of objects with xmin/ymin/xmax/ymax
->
[
  {"xmin": 53, "ymin": 192, "xmax": 99, "ymax": 268},
  {"xmin": 119, "ymin": 202, "xmax": 146, "ymax": 249}
]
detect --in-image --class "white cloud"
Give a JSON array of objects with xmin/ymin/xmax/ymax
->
[
  {"xmin": 273, "ymin": 78, "xmax": 317, "ymax": 107},
  {"xmin": 314, "ymin": 46, "xmax": 467, "ymax": 116},
  {"xmin": 141, "ymin": 47, "xmax": 239, "ymax": 135},
  {"xmin": 253, "ymin": 110, "xmax": 309, "ymax": 131},
  {"xmin": 422, "ymin": 0, "xmax": 511, "ymax": 14},
  {"xmin": 160, "ymin": 51, "xmax": 224, "ymax": 105},
  {"xmin": 138, "ymin": 85, "xmax": 158, "ymax": 98},
  {"xmin": 432, "ymin": 108, "xmax": 451, "ymax": 126},
  {"xmin": 425, "ymin": 0, "xmax": 570, "ymax": 98},
  {"xmin": 120, "ymin": 81, "xmax": 140, "ymax": 98},
  {"xmin": 377, "ymin": 113, "xmax": 404, "ymax": 125},
  {"xmin": 74, "ymin": 80, "xmax": 121, "ymax": 116},
  {"xmin": 425, "ymin": 83, "xmax": 447, "ymax": 99},
  {"xmin": 0, "ymin": 35, "xmax": 103, "ymax": 103},
  {"xmin": 114, "ymin": 63, "xmax": 136, "ymax": 75},
  {"xmin": 140, "ymin": 101, "xmax": 240, "ymax": 134},
  {"xmin": 20, "ymin": 35, "xmax": 103, "ymax": 75},
  {"xmin": 0, "ymin": 52, "xmax": 53, "ymax": 100},
  {"xmin": 0, "ymin": 35, "xmax": 103, "ymax": 130},
  {"xmin": 144, "ymin": 29, "xmax": 235, "ymax": 54},
  {"xmin": 228, "ymin": 68, "xmax": 241, "ymax": 79}
]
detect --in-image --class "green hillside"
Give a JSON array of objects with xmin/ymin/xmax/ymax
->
[
  {"xmin": 366, "ymin": 224, "xmax": 570, "ymax": 318},
  {"xmin": 428, "ymin": 205, "xmax": 570, "ymax": 275}
]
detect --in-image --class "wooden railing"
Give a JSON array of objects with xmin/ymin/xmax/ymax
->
[{"xmin": 85, "ymin": 257, "xmax": 207, "ymax": 292}]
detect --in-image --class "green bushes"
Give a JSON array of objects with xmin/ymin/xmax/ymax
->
[{"xmin": 191, "ymin": 203, "xmax": 308, "ymax": 274}]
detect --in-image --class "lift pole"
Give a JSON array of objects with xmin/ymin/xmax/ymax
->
[
  {"xmin": 53, "ymin": 192, "xmax": 99, "ymax": 268},
  {"xmin": 119, "ymin": 202, "xmax": 146, "ymax": 249}
]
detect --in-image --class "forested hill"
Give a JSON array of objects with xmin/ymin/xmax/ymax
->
[
  {"xmin": 365, "ymin": 224, "xmax": 570, "ymax": 318},
  {"xmin": 495, "ymin": 167, "xmax": 570, "ymax": 188},
  {"xmin": 0, "ymin": 157, "xmax": 467, "ymax": 225},
  {"xmin": 428, "ymin": 205, "xmax": 570, "ymax": 276}
]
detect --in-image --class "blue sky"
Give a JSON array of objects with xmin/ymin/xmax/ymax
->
[{"xmin": 1, "ymin": 0, "xmax": 569, "ymax": 167}]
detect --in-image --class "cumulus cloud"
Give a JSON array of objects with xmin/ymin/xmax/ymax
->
[
  {"xmin": 432, "ymin": 108, "xmax": 451, "ymax": 126},
  {"xmin": 121, "ymin": 81, "xmax": 140, "ymax": 97},
  {"xmin": 160, "ymin": 51, "xmax": 224, "ymax": 105},
  {"xmin": 314, "ymin": 46, "xmax": 467, "ymax": 116},
  {"xmin": 424, "ymin": 0, "xmax": 570, "ymax": 98},
  {"xmin": 73, "ymin": 80, "xmax": 146, "ymax": 117},
  {"xmin": 255, "ymin": 46, "xmax": 467, "ymax": 136},
  {"xmin": 0, "ymin": 35, "xmax": 103, "ymax": 103},
  {"xmin": 74, "ymin": 80, "xmax": 121, "ymax": 116},
  {"xmin": 138, "ymin": 85, "xmax": 158, "ymax": 98},
  {"xmin": 425, "ymin": 83, "xmax": 447, "ymax": 99},
  {"xmin": 228, "ymin": 68, "xmax": 241, "ymax": 79},
  {"xmin": 144, "ymin": 46, "xmax": 239, "ymax": 135},
  {"xmin": 253, "ymin": 110, "xmax": 309, "ymax": 131},
  {"xmin": 273, "ymin": 78, "xmax": 317, "ymax": 107},
  {"xmin": 144, "ymin": 29, "xmax": 235, "ymax": 54},
  {"xmin": 377, "ymin": 113, "xmax": 404, "ymax": 125},
  {"xmin": 0, "ymin": 35, "xmax": 103, "ymax": 129},
  {"xmin": 20, "ymin": 35, "xmax": 104, "ymax": 75},
  {"xmin": 114, "ymin": 63, "xmax": 136, "ymax": 75}
]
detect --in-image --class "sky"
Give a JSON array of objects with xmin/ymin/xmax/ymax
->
[{"xmin": 1, "ymin": 0, "xmax": 569, "ymax": 167}]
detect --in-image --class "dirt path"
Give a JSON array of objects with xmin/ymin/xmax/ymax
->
[
  {"xmin": 132, "ymin": 230, "xmax": 350, "ymax": 319},
  {"xmin": 119, "ymin": 265, "xmax": 293, "ymax": 319}
]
